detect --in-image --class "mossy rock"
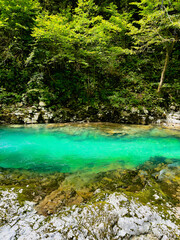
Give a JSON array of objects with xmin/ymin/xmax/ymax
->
[{"xmin": 0, "ymin": 157, "xmax": 179, "ymax": 216}]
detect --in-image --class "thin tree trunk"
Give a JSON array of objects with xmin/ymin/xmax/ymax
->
[
  {"xmin": 157, "ymin": 49, "xmax": 169, "ymax": 93},
  {"xmin": 157, "ymin": 41, "xmax": 175, "ymax": 93}
]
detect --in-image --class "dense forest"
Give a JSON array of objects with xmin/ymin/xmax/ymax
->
[{"xmin": 0, "ymin": 0, "xmax": 179, "ymax": 123}]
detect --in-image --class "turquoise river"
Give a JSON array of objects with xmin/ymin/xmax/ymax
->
[{"xmin": 0, "ymin": 123, "xmax": 180, "ymax": 173}]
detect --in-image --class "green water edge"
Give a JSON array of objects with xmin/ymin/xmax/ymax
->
[
  {"xmin": 0, "ymin": 156, "xmax": 179, "ymax": 219},
  {"xmin": 0, "ymin": 123, "xmax": 179, "ymax": 217}
]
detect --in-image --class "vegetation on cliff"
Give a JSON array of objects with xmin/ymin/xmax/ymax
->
[{"xmin": 0, "ymin": 0, "xmax": 179, "ymax": 115}]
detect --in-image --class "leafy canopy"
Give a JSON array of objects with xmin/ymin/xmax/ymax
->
[
  {"xmin": 32, "ymin": 0, "xmax": 130, "ymax": 70},
  {"xmin": 128, "ymin": 0, "xmax": 180, "ymax": 51},
  {"xmin": 0, "ymin": 0, "xmax": 40, "ymax": 34}
]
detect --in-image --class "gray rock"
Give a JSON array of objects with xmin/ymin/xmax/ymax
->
[
  {"xmin": 149, "ymin": 116, "xmax": 154, "ymax": 121},
  {"xmin": 122, "ymin": 111, "xmax": 130, "ymax": 117},
  {"xmin": 33, "ymin": 113, "xmax": 40, "ymax": 121},
  {"xmin": 39, "ymin": 101, "xmax": 46, "ymax": 107},
  {"xmin": 143, "ymin": 107, "xmax": 149, "ymax": 115},
  {"xmin": 131, "ymin": 107, "xmax": 139, "ymax": 114},
  {"xmin": 28, "ymin": 109, "xmax": 33, "ymax": 114},
  {"xmin": 23, "ymin": 118, "xmax": 32, "ymax": 124},
  {"xmin": 0, "ymin": 190, "xmax": 179, "ymax": 240},
  {"xmin": 170, "ymin": 106, "xmax": 176, "ymax": 111}
]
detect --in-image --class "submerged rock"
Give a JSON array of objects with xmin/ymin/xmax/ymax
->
[
  {"xmin": 35, "ymin": 185, "xmax": 93, "ymax": 215},
  {"xmin": 0, "ymin": 156, "xmax": 180, "ymax": 239}
]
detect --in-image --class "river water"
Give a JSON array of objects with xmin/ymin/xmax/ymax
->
[{"xmin": 0, "ymin": 123, "xmax": 179, "ymax": 173}]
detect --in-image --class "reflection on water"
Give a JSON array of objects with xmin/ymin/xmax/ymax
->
[{"xmin": 0, "ymin": 123, "xmax": 179, "ymax": 173}]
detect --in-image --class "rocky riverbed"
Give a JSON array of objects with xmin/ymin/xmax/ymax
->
[{"xmin": 0, "ymin": 157, "xmax": 179, "ymax": 239}]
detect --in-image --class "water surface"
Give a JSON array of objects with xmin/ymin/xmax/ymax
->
[{"xmin": 0, "ymin": 123, "xmax": 179, "ymax": 173}]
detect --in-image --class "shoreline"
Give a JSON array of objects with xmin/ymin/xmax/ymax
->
[
  {"xmin": 0, "ymin": 157, "xmax": 180, "ymax": 239},
  {"xmin": 1, "ymin": 120, "xmax": 180, "ymax": 130}
]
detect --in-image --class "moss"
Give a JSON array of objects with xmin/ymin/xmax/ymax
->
[{"xmin": 0, "ymin": 157, "xmax": 179, "ymax": 218}]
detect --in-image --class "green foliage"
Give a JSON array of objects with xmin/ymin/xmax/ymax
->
[
  {"xmin": 128, "ymin": 0, "xmax": 180, "ymax": 50},
  {"xmin": 108, "ymin": 72, "xmax": 165, "ymax": 109},
  {"xmin": 127, "ymin": 0, "xmax": 180, "ymax": 92},
  {"xmin": 0, "ymin": 0, "xmax": 40, "ymax": 29},
  {"xmin": 0, "ymin": 0, "xmax": 179, "ymax": 112},
  {"xmin": 32, "ymin": 0, "xmax": 130, "ymax": 70},
  {"xmin": 0, "ymin": 0, "xmax": 41, "ymax": 93},
  {"xmin": 38, "ymin": 0, "xmax": 76, "ymax": 13},
  {"xmin": 0, "ymin": 88, "xmax": 21, "ymax": 104},
  {"xmin": 22, "ymin": 73, "xmax": 55, "ymax": 106},
  {"xmin": 0, "ymin": 0, "xmax": 41, "ymax": 50}
]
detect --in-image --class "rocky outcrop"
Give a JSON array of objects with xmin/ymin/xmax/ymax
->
[
  {"xmin": 0, "ymin": 102, "xmax": 179, "ymax": 126},
  {"xmin": 162, "ymin": 111, "xmax": 180, "ymax": 129},
  {"xmin": 0, "ymin": 102, "xmax": 53, "ymax": 124},
  {"xmin": 0, "ymin": 188, "xmax": 179, "ymax": 240},
  {"xmin": 116, "ymin": 107, "xmax": 166, "ymax": 125}
]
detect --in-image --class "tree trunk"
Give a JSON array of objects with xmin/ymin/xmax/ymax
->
[
  {"xmin": 157, "ymin": 49, "xmax": 169, "ymax": 93},
  {"xmin": 157, "ymin": 41, "xmax": 175, "ymax": 93}
]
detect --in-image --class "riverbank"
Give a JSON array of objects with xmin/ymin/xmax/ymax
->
[
  {"xmin": 0, "ymin": 156, "xmax": 180, "ymax": 239},
  {"xmin": 0, "ymin": 103, "xmax": 179, "ymax": 129},
  {"xmin": 0, "ymin": 188, "xmax": 179, "ymax": 240}
]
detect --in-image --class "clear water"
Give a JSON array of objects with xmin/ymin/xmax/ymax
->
[{"xmin": 0, "ymin": 124, "xmax": 179, "ymax": 173}]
